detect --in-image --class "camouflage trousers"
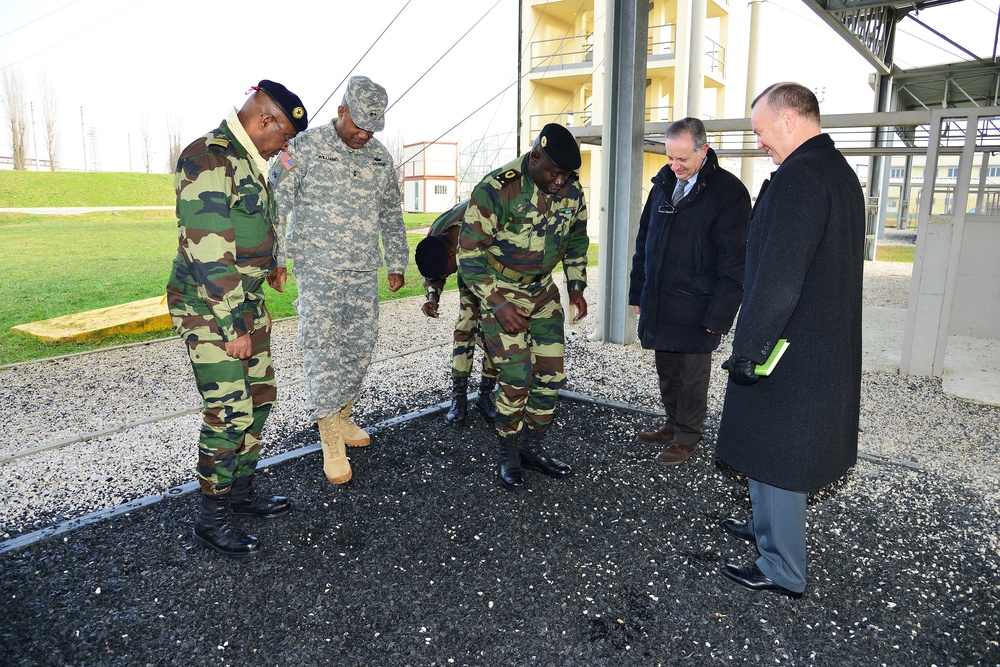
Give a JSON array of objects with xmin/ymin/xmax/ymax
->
[
  {"xmin": 169, "ymin": 300, "xmax": 275, "ymax": 496},
  {"xmin": 478, "ymin": 281, "xmax": 566, "ymax": 437},
  {"xmin": 294, "ymin": 263, "xmax": 378, "ymax": 421},
  {"xmin": 452, "ymin": 278, "xmax": 498, "ymax": 381}
]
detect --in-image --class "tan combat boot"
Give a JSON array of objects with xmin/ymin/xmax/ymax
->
[
  {"xmin": 340, "ymin": 398, "xmax": 371, "ymax": 447},
  {"xmin": 317, "ymin": 415, "xmax": 352, "ymax": 485}
]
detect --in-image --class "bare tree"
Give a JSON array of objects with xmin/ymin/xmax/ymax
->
[
  {"xmin": 140, "ymin": 114, "xmax": 152, "ymax": 173},
  {"xmin": 38, "ymin": 72, "xmax": 59, "ymax": 170},
  {"xmin": 1, "ymin": 68, "xmax": 29, "ymax": 170},
  {"xmin": 166, "ymin": 114, "xmax": 183, "ymax": 172}
]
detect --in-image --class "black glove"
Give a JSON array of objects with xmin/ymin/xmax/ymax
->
[{"xmin": 722, "ymin": 353, "xmax": 759, "ymax": 386}]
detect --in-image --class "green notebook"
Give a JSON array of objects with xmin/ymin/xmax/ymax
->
[{"xmin": 754, "ymin": 339, "xmax": 789, "ymax": 376}]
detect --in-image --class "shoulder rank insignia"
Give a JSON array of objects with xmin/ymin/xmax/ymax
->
[
  {"xmin": 494, "ymin": 169, "xmax": 520, "ymax": 188},
  {"xmin": 207, "ymin": 137, "xmax": 230, "ymax": 149}
]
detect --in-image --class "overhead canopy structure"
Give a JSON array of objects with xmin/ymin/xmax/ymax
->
[{"xmin": 801, "ymin": 0, "xmax": 1000, "ymax": 111}]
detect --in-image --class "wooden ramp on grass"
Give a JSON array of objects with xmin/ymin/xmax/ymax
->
[{"xmin": 12, "ymin": 296, "xmax": 172, "ymax": 343}]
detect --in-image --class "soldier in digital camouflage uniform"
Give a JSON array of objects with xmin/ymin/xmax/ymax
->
[
  {"xmin": 166, "ymin": 80, "xmax": 307, "ymax": 559},
  {"xmin": 415, "ymin": 199, "xmax": 498, "ymax": 424},
  {"xmin": 271, "ymin": 76, "xmax": 407, "ymax": 486},
  {"xmin": 458, "ymin": 123, "xmax": 589, "ymax": 490}
]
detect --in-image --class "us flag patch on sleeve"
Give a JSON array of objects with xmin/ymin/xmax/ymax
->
[{"xmin": 279, "ymin": 152, "xmax": 296, "ymax": 170}]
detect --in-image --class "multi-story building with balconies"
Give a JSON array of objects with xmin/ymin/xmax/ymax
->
[{"xmin": 518, "ymin": 0, "xmax": 747, "ymax": 236}]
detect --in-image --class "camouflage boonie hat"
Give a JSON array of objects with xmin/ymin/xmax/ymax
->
[{"xmin": 345, "ymin": 76, "xmax": 388, "ymax": 132}]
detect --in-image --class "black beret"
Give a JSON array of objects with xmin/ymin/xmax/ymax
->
[
  {"xmin": 257, "ymin": 79, "xmax": 308, "ymax": 133},
  {"xmin": 536, "ymin": 123, "xmax": 581, "ymax": 170},
  {"xmin": 415, "ymin": 234, "xmax": 451, "ymax": 279}
]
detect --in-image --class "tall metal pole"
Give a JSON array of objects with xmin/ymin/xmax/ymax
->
[
  {"xmin": 594, "ymin": 0, "xmax": 649, "ymax": 345},
  {"xmin": 80, "ymin": 107, "xmax": 87, "ymax": 172}
]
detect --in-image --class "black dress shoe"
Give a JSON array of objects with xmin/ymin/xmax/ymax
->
[
  {"xmin": 721, "ymin": 518, "xmax": 756, "ymax": 544},
  {"xmin": 231, "ymin": 490, "xmax": 292, "ymax": 518},
  {"xmin": 720, "ymin": 563, "xmax": 803, "ymax": 599}
]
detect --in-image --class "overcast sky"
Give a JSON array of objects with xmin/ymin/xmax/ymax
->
[{"xmin": 0, "ymin": 0, "xmax": 994, "ymax": 173}]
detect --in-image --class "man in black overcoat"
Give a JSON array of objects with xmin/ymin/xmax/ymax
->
[
  {"xmin": 629, "ymin": 117, "xmax": 750, "ymax": 466},
  {"xmin": 715, "ymin": 83, "xmax": 865, "ymax": 598}
]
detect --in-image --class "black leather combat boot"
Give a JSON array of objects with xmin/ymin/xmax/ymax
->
[
  {"xmin": 192, "ymin": 493, "xmax": 260, "ymax": 559},
  {"xmin": 496, "ymin": 433, "xmax": 526, "ymax": 490},
  {"xmin": 446, "ymin": 377, "xmax": 469, "ymax": 424},
  {"xmin": 474, "ymin": 376, "xmax": 497, "ymax": 423},
  {"xmin": 230, "ymin": 475, "xmax": 292, "ymax": 518},
  {"xmin": 518, "ymin": 428, "xmax": 573, "ymax": 478}
]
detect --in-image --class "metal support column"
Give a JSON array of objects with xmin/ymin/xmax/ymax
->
[{"xmin": 594, "ymin": 0, "xmax": 649, "ymax": 345}]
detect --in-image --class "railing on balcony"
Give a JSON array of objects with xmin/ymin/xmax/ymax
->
[
  {"xmin": 530, "ymin": 33, "xmax": 594, "ymax": 70},
  {"xmin": 529, "ymin": 106, "xmax": 673, "ymax": 137},
  {"xmin": 529, "ymin": 111, "xmax": 593, "ymax": 138},
  {"xmin": 528, "ymin": 24, "xmax": 724, "ymax": 78},
  {"xmin": 648, "ymin": 23, "xmax": 676, "ymax": 57},
  {"xmin": 706, "ymin": 37, "xmax": 726, "ymax": 76}
]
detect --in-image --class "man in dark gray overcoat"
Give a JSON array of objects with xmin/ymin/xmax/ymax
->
[{"xmin": 715, "ymin": 82, "xmax": 865, "ymax": 598}]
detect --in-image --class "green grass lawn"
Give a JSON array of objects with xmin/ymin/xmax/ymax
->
[
  {"xmin": 1, "ymin": 209, "xmax": 599, "ymax": 365},
  {"xmin": 875, "ymin": 244, "xmax": 916, "ymax": 262},
  {"xmin": 0, "ymin": 171, "xmax": 174, "ymax": 207}
]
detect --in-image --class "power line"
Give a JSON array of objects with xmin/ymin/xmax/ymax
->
[
  {"xmin": 311, "ymin": 0, "xmax": 414, "ymax": 119},
  {"xmin": 0, "ymin": 0, "xmax": 83, "ymax": 40},
  {"xmin": 0, "ymin": 0, "xmax": 147, "ymax": 71},
  {"xmin": 386, "ymin": 0, "xmax": 502, "ymax": 113}
]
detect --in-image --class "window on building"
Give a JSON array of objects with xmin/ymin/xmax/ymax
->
[
  {"xmin": 434, "ymin": 185, "xmax": 447, "ymax": 194},
  {"xmin": 946, "ymin": 168, "xmax": 959, "ymax": 178},
  {"xmin": 988, "ymin": 167, "xmax": 1000, "ymax": 178},
  {"xmin": 890, "ymin": 168, "xmax": 904, "ymax": 179}
]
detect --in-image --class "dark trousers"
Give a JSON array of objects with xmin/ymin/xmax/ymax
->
[{"xmin": 653, "ymin": 350, "xmax": 712, "ymax": 446}]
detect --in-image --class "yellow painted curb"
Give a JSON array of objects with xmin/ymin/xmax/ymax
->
[{"xmin": 12, "ymin": 295, "xmax": 172, "ymax": 343}]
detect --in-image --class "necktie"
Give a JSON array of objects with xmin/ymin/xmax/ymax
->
[{"xmin": 672, "ymin": 179, "xmax": 688, "ymax": 205}]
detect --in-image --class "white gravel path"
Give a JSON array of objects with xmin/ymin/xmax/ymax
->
[{"xmin": 2, "ymin": 261, "xmax": 997, "ymax": 556}]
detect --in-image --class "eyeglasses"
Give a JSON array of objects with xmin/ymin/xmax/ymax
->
[{"xmin": 657, "ymin": 203, "xmax": 677, "ymax": 214}]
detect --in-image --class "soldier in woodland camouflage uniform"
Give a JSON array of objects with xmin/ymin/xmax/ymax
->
[
  {"xmin": 415, "ymin": 199, "xmax": 498, "ymax": 424},
  {"xmin": 272, "ymin": 76, "xmax": 407, "ymax": 485},
  {"xmin": 166, "ymin": 80, "xmax": 307, "ymax": 559},
  {"xmin": 458, "ymin": 123, "xmax": 589, "ymax": 491}
]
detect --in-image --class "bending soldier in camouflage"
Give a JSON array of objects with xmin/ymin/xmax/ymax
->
[
  {"xmin": 415, "ymin": 199, "xmax": 498, "ymax": 424},
  {"xmin": 166, "ymin": 80, "xmax": 307, "ymax": 559},
  {"xmin": 458, "ymin": 123, "xmax": 589, "ymax": 490},
  {"xmin": 272, "ymin": 76, "xmax": 407, "ymax": 485}
]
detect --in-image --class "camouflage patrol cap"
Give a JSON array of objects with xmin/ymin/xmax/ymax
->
[
  {"xmin": 345, "ymin": 76, "xmax": 388, "ymax": 132},
  {"xmin": 536, "ymin": 123, "xmax": 581, "ymax": 170},
  {"xmin": 415, "ymin": 234, "xmax": 451, "ymax": 279},
  {"xmin": 256, "ymin": 79, "xmax": 309, "ymax": 133}
]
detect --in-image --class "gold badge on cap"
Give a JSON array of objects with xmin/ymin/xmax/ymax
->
[
  {"xmin": 293, "ymin": 107, "xmax": 305, "ymax": 119},
  {"xmin": 541, "ymin": 136, "xmax": 548, "ymax": 148}
]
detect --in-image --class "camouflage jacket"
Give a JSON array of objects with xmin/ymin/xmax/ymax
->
[
  {"xmin": 166, "ymin": 118, "xmax": 276, "ymax": 343},
  {"xmin": 423, "ymin": 199, "xmax": 469, "ymax": 293},
  {"xmin": 272, "ymin": 121, "xmax": 408, "ymax": 274},
  {"xmin": 457, "ymin": 152, "xmax": 588, "ymax": 312}
]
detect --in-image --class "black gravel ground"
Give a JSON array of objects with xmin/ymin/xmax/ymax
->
[{"xmin": 1, "ymin": 397, "xmax": 997, "ymax": 666}]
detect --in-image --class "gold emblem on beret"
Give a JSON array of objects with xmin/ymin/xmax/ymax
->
[
  {"xmin": 293, "ymin": 107, "xmax": 305, "ymax": 119},
  {"xmin": 541, "ymin": 136, "xmax": 548, "ymax": 148}
]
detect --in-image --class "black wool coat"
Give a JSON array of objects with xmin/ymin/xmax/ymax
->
[
  {"xmin": 629, "ymin": 148, "xmax": 750, "ymax": 353},
  {"xmin": 715, "ymin": 134, "xmax": 866, "ymax": 492}
]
